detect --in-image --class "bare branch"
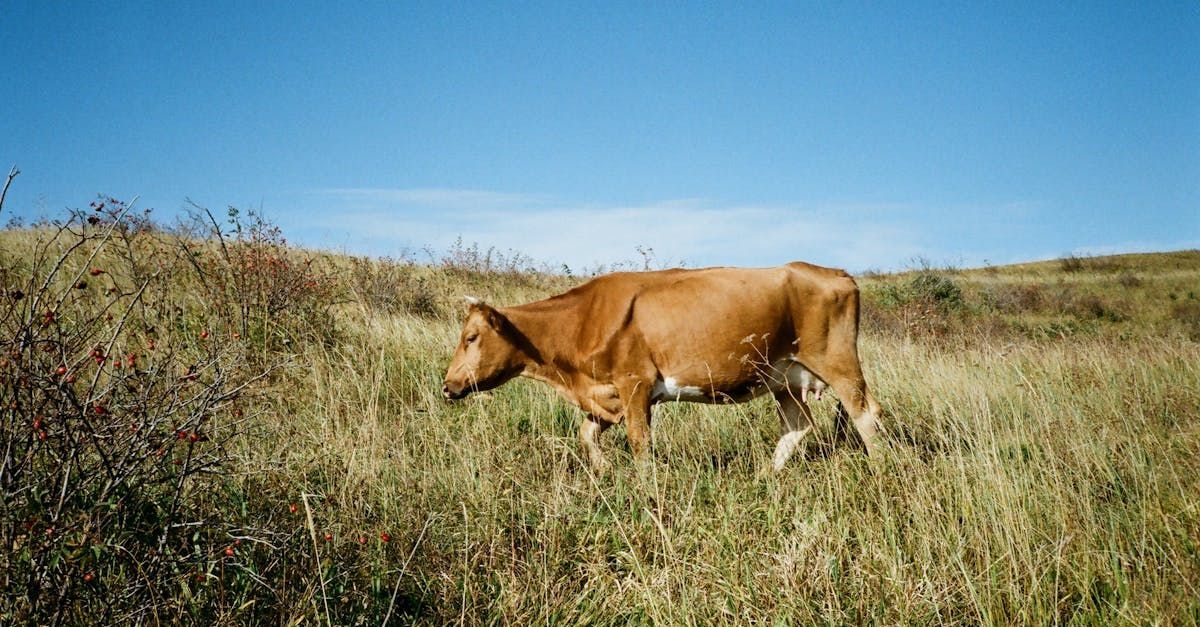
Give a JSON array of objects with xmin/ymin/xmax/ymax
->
[{"xmin": 0, "ymin": 165, "xmax": 18, "ymax": 216}]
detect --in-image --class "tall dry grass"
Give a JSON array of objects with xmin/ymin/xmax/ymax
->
[
  {"xmin": 2, "ymin": 197, "xmax": 1198, "ymax": 623},
  {"xmin": 265, "ymin": 307, "xmax": 1199, "ymax": 624}
]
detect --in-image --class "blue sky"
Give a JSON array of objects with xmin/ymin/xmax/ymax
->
[{"xmin": 4, "ymin": 1, "xmax": 1198, "ymax": 271}]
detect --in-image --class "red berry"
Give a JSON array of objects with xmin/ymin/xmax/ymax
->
[
  {"xmin": 224, "ymin": 546, "xmax": 234, "ymax": 557},
  {"xmin": 380, "ymin": 532, "xmax": 391, "ymax": 543},
  {"xmin": 55, "ymin": 366, "xmax": 67, "ymax": 376},
  {"xmin": 90, "ymin": 267, "xmax": 104, "ymax": 276},
  {"xmin": 83, "ymin": 572, "xmax": 94, "ymax": 582},
  {"xmin": 324, "ymin": 533, "xmax": 333, "ymax": 542},
  {"xmin": 289, "ymin": 503, "xmax": 298, "ymax": 514},
  {"xmin": 177, "ymin": 430, "xmax": 187, "ymax": 440},
  {"xmin": 357, "ymin": 535, "xmax": 367, "ymax": 545},
  {"xmin": 189, "ymin": 432, "xmax": 199, "ymax": 443},
  {"xmin": 199, "ymin": 330, "xmax": 209, "ymax": 340}
]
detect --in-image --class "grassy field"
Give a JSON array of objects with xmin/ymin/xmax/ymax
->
[{"xmin": 2, "ymin": 204, "xmax": 1198, "ymax": 624}]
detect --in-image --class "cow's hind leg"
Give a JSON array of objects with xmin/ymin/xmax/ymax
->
[
  {"xmin": 772, "ymin": 390, "xmax": 815, "ymax": 471},
  {"xmin": 833, "ymin": 401, "xmax": 853, "ymax": 445},
  {"xmin": 579, "ymin": 415, "xmax": 614, "ymax": 471},
  {"xmin": 825, "ymin": 375, "xmax": 884, "ymax": 457}
]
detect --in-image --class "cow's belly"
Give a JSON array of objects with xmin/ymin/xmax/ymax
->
[{"xmin": 649, "ymin": 359, "xmax": 828, "ymax": 404}]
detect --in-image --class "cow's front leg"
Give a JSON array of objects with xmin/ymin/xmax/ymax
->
[
  {"xmin": 772, "ymin": 390, "xmax": 815, "ymax": 471},
  {"xmin": 617, "ymin": 378, "xmax": 654, "ymax": 460},
  {"xmin": 579, "ymin": 414, "xmax": 614, "ymax": 472}
]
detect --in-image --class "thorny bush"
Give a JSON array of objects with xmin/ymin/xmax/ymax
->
[
  {"xmin": 0, "ymin": 198, "xmax": 323, "ymax": 623},
  {"xmin": 183, "ymin": 206, "xmax": 337, "ymax": 357}
]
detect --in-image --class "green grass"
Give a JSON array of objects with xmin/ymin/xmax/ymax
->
[{"xmin": 2, "ymin": 214, "xmax": 1198, "ymax": 624}]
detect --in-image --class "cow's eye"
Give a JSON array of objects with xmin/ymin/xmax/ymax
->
[{"xmin": 466, "ymin": 334, "xmax": 479, "ymax": 344}]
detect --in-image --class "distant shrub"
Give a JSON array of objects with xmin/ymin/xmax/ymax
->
[
  {"xmin": 909, "ymin": 272, "xmax": 964, "ymax": 310},
  {"xmin": 1074, "ymin": 295, "xmax": 1125, "ymax": 321},
  {"xmin": 1049, "ymin": 288, "xmax": 1127, "ymax": 323},
  {"xmin": 1117, "ymin": 273, "xmax": 1142, "ymax": 288},
  {"xmin": 1060, "ymin": 254, "xmax": 1086, "ymax": 273},
  {"xmin": 439, "ymin": 236, "xmax": 537, "ymax": 276},
  {"xmin": 987, "ymin": 283, "xmax": 1046, "ymax": 314},
  {"xmin": 1059, "ymin": 253, "xmax": 1126, "ymax": 274},
  {"xmin": 349, "ymin": 256, "xmax": 442, "ymax": 318},
  {"xmin": 876, "ymin": 271, "xmax": 964, "ymax": 312},
  {"xmin": 863, "ymin": 271, "xmax": 967, "ymax": 340},
  {"xmin": 1170, "ymin": 300, "xmax": 1200, "ymax": 340}
]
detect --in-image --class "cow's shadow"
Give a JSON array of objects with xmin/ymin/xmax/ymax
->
[
  {"xmin": 690, "ymin": 435, "xmax": 843, "ymax": 473},
  {"xmin": 887, "ymin": 420, "xmax": 973, "ymax": 460}
]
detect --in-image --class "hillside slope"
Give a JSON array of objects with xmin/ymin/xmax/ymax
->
[{"xmin": 1, "ymin": 211, "xmax": 1197, "ymax": 624}]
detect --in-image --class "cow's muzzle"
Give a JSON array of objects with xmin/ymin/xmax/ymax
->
[{"xmin": 442, "ymin": 383, "xmax": 468, "ymax": 400}]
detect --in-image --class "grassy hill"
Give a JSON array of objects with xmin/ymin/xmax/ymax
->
[{"xmin": 1, "ymin": 204, "xmax": 1198, "ymax": 624}]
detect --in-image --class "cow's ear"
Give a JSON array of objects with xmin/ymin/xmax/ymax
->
[{"xmin": 480, "ymin": 304, "xmax": 507, "ymax": 330}]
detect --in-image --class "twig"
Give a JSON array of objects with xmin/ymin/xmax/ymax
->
[
  {"xmin": 381, "ymin": 515, "xmax": 436, "ymax": 626},
  {"xmin": 459, "ymin": 501, "xmax": 469, "ymax": 625},
  {"xmin": 302, "ymin": 493, "xmax": 333, "ymax": 627},
  {"xmin": 0, "ymin": 165, "xmax": 17, "ymax": 216}
]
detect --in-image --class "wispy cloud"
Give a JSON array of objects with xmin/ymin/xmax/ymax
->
[
  {"xmin": 291, "ymin": 188, "xmax": 1200, "ymax": 272},
  {"xmin": 293, "ymin": 188, "xmax": 929, "ymax": 271}
]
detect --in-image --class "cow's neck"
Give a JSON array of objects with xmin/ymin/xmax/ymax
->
[{"xmin": 499, "ymin": 302, "xmax": 582, "ymax": 392}]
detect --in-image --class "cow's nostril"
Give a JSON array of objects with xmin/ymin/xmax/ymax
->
[{"xmin": 442, "ymin": 384, "xmax": 451, "ymax": 398}]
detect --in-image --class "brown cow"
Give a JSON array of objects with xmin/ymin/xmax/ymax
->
[{"xmin": 442, "ymin": 262, "xmax": 884, "ymax": 471}]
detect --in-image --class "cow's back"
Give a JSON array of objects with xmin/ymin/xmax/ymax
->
[{"xmin": 627, "ymin": 264, "xmax": 847, "ymax": 383}]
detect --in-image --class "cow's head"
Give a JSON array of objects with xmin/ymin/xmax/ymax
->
[{"xmin": 442, "ymin": 297, "xmax": 526, "ymax": 400}]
